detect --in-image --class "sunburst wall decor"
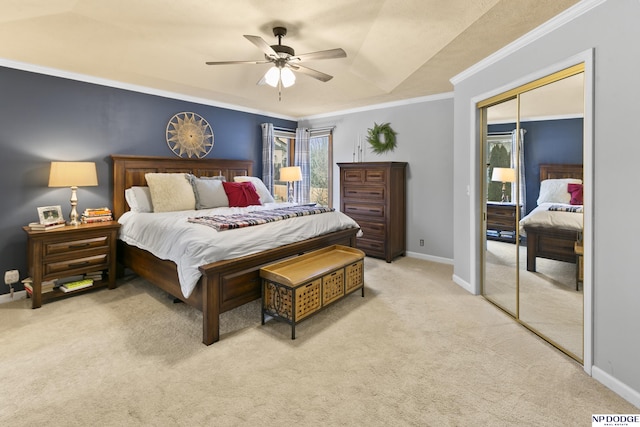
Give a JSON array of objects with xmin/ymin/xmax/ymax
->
[{"xmin": 166, "ymin": 112, "xmax": 214, "ymax": 158}]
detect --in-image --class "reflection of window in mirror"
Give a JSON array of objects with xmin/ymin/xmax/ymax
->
[{"xmin": 273, "ymin": 131, "xmax": 295, "ymax": 202}]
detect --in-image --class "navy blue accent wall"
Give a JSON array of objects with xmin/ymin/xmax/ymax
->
[
  {"xmin": 0, "ymin": 66, "xmax": 296, "ymax": 295},
  {"xmin": 489, "ymin": 118, "xmax": 583, "ymax": 214}
]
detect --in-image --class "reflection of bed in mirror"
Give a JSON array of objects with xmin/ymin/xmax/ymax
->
[{"xmin": 520, "ymin": 164, "xmax": 583, "ymax": 272}]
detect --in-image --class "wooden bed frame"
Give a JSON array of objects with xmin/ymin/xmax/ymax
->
[
  {"xmin": 111, "ymin": 155, "xmax": 358, "ymax": 345},
  {"xmin": 524, "ymin": 163, "xmax": 583, "ymax": 272}
]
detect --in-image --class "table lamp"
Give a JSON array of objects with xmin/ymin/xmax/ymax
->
[
  {"xmin": 279, "ymin": 166, "xmax": 302, "ymax": 203},
  {"xmin": 491, "ymin": 167, "xmax": 516, "ymax": 203},
  {"xmin": 49, "ymin": 161, "xmax": 98, "ymax": 225}
]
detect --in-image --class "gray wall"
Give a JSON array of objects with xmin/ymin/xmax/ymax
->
[
  {"xmin": 300, "ymin": 96, "xmax": 454, "ymax": 262},
  {"xmin": 453, "ymin": 0, "xmax": 640, "ymax": 400}
]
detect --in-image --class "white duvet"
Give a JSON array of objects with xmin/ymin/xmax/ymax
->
[
  {"xmin": 118, "ymin": 203, "xmax": 360, "ymax": 298},
  {"xmin": 519, "ymin": 202, "xmax": 583, "ymax": 233}
]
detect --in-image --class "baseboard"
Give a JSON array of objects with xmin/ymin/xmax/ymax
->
[
  {"xmin": 452, "ymin": 274, "xmax": 475, "ymax": 294},
  {"xmin": 0, "ymin": 290, "xmax": 27, "ymax": 304},
  {"xmin": 591, "ymin": 366, "xmax": 640, "ymax": 409},
  {"xmin": 405, "ymin": 251, "xmax": 453, "ymax": 265}
]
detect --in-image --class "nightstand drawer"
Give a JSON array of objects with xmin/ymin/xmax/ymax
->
[
  {"xmin": 45, "ymin": 235, "xmax": 110, "ymax": 256},
  {"xmin": 343, "ymin": 186, "xmax": 385, "ymax": 200},
  {"xmin": 343, "ymin": 203, "xmax": 384, "ymax": 218},
  {"xmin": 44, "ymin": 253, "xmax": 109, "ymax": 276}
]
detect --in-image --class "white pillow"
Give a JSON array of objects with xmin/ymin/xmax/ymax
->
[
  {"xmin": 187, "ymin": 175, "xmax": 229, "ymax": 209},
  {"xmin": 145, "ymin": 173, "xmax": 196, "ymax": 212},
  {"xmin": 537, "ymin": 178, "xmax": 582, "ymax": 205},
  {"xmin": 234, "ymin": 176, "xmax": 275, "ymax": 204},
  {"xmin": 124, "ymin": 186, "xmax": 153, "ymax": 213}
]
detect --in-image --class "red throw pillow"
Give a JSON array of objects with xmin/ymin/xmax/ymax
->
[
  {"xmin": 567, "ymin": 183, "xmax": 583, "ymax": 205},
  {"xmin": 222, "ymin": 181, "xmax": 261, "ymax": 207}
]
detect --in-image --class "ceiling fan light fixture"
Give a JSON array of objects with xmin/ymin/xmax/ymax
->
[
  {"xmin": 264, "ymin": 66, "xmax": 280, "ymax": 87},
  {"xmin": 281, "ymin": 67, "xmax": 296, "ymax": 88}
]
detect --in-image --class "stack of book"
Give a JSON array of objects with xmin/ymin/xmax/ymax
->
[
  {"xmin": 27, "ymin": 220, "xmax": 66, "ymax": 231},
  {"xmin": 59, "ymin": 278, "xmax": 94, "ymax": 293},
  {"xmin": 81, "ymin": 207, "xmax": 113, "ymax": 224},
  {"xmin": 22, "ymin": 277, "xmax": 56, "ymax": 295},
  {"xmin": 84, "ymin": 270, "xmax": 103, "ymax": 282}
]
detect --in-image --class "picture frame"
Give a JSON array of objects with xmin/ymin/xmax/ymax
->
[{"xmin": 37, "ymin": 205, "xmax": 64, "ymax": 225}]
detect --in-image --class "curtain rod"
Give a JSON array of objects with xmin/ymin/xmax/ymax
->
[{"xmin": 274, "ymin": 126, "xmax": 335, "ymax": 133}]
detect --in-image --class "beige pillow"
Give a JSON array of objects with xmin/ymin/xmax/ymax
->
[
  {"xmin": 145, "ymin": 173, "xmax": 196, "ymax": 212},
  {"xmin": 233, "ymin": 176, "xmax": 275, "ymax": 204}
]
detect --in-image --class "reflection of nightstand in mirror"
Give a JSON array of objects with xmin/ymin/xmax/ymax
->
[
  {"xmin": 486, "ymin": 202, "xmax": 521, "ymax": 243},
  {"xmin": 574, "ymin": 241, "xmax": 583, "ymax": 291}
]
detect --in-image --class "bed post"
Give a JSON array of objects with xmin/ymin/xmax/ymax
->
[{"xmin": 200, "ymin": 273, "xmax": 221, "ymax": 345}]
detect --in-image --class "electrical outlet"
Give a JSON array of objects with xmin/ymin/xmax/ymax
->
[
  {"xmin": 4, "ymin": 270, "xmax": 19, "ymax": 285},
  {"xmin": 419, "ymin": 239, "xmax": 424, "ymax": 247}
]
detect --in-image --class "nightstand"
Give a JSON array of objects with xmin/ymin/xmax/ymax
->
[
  {"xmin": 486, "ymin": 202, "xmax": 521, "ymax": 243},
  {"xmin": 22, "ymin": 221, "xmax": 120, "ymax": 308}
]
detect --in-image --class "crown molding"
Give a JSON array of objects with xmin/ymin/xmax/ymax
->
[
  {"xmin": 0, "ymin": 58, "xmax": 298, "ymax": 122},
  {"xmin": 299, "ymin": 92, "xmax": 454, "ymax": 120}
]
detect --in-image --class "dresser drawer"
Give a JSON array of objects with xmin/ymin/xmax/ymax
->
[
  {"xmin": 44, "ymin": 253, "xmax": 109, "ymax": 276},
  {"xmin": 357, "ymin": 220, "xmax": 385, "ymax": 239},
  {"xmin": 364, "ymin": 169, "xmax": 386, "ymax": 183},
  {"xmin": 343, "ymin": 203, "xmax": 385, "ymax": 218},
  {"xmin": 343, "ymin": 186, "xmax": 385, "ymax": 200},
  {"xmin": 356, "ymin": 237, "xmax": 385, "ymax": 257},
  {"xmin": 343, "ymin": 169, "xmax": 365, "ymax": 183},
  {"xmin": 45, "ymin": 235, "xmax": 110, "ymax": 256}
]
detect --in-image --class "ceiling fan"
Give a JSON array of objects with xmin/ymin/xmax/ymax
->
[{"xmin": 206, "ymin": 26, "xmax": 346, "ymax": 100}]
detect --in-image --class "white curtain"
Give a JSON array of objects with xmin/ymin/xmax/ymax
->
[
  {"xmin": 513, "ymin": 128, "xmax": 527, "ymax": 213},
  {"xmin": 261, "ymin": 123, "xmax": 275, "ymax": 194},
  {"xmin": 294, "ymin": 127, "xmax": 311, "ymax": 204}
]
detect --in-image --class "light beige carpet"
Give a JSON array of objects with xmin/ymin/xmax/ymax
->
[
  {"xmin": 0, "ymin": 256, "xmax": 635, "ymax": 426},
  {"xmin": 484, "ymin": 240, "xmax": 583, "ymax": 359}
]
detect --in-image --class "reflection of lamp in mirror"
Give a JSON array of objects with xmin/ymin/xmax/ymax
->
[
  {"xmin": 279, "ymin": 166, "xmax": 302, "ymax": 203},
  {"xmin": 491, "ymin": 167, "xmax": 516, "ymax": 203},
  {"xmin": 48, "ymin": 162, "xmax": 98, "ymax": 226}
]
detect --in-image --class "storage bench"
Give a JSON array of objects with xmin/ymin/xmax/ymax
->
[{"xmin": 260, "ymin": 245, "xmax": 365, "ymax": 339}]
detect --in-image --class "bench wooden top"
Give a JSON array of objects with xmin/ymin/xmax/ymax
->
[{"xmin": 260, "ymin": 245, "xmax": 365, "ymax": 287}]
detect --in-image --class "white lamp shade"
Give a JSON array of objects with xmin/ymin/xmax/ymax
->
[
  {"xmin": 49, "ymin": 162, "xmax": 98, "ymax": 187},
  {"xmin": 279, "ymin": 166, "xmax": 302, "ymax": 182},
  {"xmin": 491, "ymin": 167, "xmax": 516, "ymax": 183},
  {"xmin": 264, "ymin": 66, "xmax": 280, "ymax": 87},
  {"xmin": 280, "ymin": 67, "xmax": 296, "ymax": 88}
]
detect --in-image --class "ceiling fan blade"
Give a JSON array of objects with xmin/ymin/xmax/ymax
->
[
  {"xmin": 291, "ymin": 48, "xmax": 346, "ymax": 62},
  {"xmin": 287, "ymin": 64, "xmax": 333, "ymax": 82},
  {"xmin": 244, "ymin": 35, "xmax": 279, "ymax": 58},
  {"xmin": 206, "ymin": 60, "xmax": 271, "ymax": 65}
]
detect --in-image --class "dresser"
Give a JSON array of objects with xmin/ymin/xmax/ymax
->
[{"xmin": 338, "ymin": 162, "xmax": 407, "ymax": 262}]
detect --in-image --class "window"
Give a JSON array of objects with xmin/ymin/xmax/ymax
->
[{"xmin": 309, "ymin": 134, "xmax": 332, "ymax": 207}]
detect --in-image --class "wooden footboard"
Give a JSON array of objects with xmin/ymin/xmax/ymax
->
[
  {"xmin": 111, "ymin": 154, "xmax": 360, "ymax": 345},
  {"xmin": 524, "ymin": 226, "xmax": 579, "ymax": 272},
  {"xmin": 118, "ymin": 228, "xmax": 358, "ymax": 344}
]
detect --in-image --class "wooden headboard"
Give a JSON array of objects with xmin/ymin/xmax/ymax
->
[
  {"xmin": 539, "ymin": 164, "xmax": 583, "ymax": 182},
  {"xmin": 111, "ymin": 155, "xmax": 253, "ymax": 219}
]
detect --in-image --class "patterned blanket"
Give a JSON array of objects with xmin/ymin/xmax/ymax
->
[
  {"xmin": 548, "ymin": 205, "xmax": 583, "ymax": 213},
  {"xmin": 188, "ymin": 205, "xmax": 335, "ymax": 231}
]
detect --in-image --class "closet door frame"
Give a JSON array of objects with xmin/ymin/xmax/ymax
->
[{"xmin": 470, "ymin": 49, "xmax": 594, "ymax": 374}]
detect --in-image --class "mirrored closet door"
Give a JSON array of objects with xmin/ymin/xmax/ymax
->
[{"xmin": 480, "ymin": 64, "xmax": 585, "ymax": 362}]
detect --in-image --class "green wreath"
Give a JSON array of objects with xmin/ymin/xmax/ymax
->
[{"xmin": 366, "ymin": 122, "xmax": 397, "ymax": 154}]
